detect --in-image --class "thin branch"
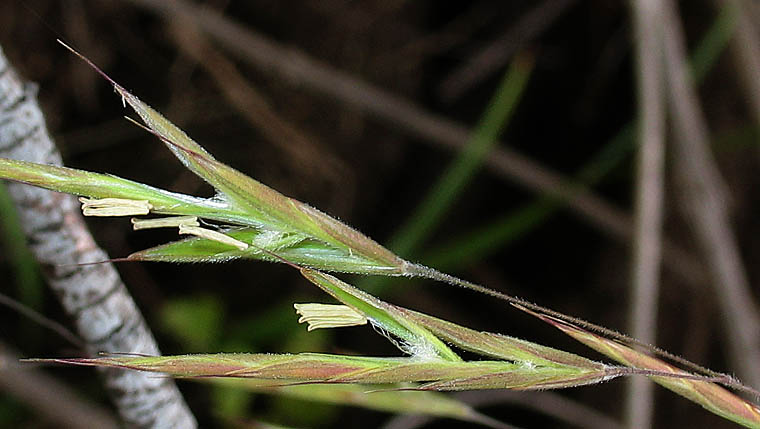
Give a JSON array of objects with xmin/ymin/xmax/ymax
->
[
  {"xmin": 437, "ymin": 0, "xmax": 578, "ymax": 103},
  {"xmin": 374, "ymin": 2, "xmax": 503, "ymax": 73},
  {"xmin": 626, "ymin": 0, "xmax": 666, "ymax": 426},
  {"xmin": 662, "ymin": 0, "xmax": 760, "ymax": 388},
  {"xmin": 0, "ymin": 341, "xmax": 119, "ymax": 429},
  {"xmin": 0, "ymin": 293, "xmax": 85, "ymax": 349},
  {"xmin": 718, "ymin": 0, "xmax": 760, "ymax": 131},
  {"xmin": 166, "ymin": 15, "xmax": 350, "ymax": 192},
  {"xmin": 0, "ymin": 44, "xmax": 197, "ymax": 428}
]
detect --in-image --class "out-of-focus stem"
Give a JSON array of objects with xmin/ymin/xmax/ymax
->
[
  {"xmin": 718, "ymin": 0, "xmax": 760, "ymax": 133},
  {"xmin": 626, "ymin": 0, "xmax": 666, "ymax": 427},
  {"xmin": 0, "ymin": 342, "xmax": 118, "ymax": 428},
  {"xmin": 662, "ymin": 0, "xmax": 760, "ymax": 389}
]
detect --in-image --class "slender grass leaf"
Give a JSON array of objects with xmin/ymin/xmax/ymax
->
[
  {"xmin": 421, "ymin": 6, "xmax": 738, "ymax": 273},
  {"xmin": 0, "ymin": 183, "xmax": 43, "ymax": 314},
  {"xmin": 387, "ymin": 53, "xmax": 534, "ymax": 258}
]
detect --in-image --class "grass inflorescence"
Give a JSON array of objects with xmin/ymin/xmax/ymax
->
[{"xmin": 2, "ymin": 41, "xmax": 759, "ymax": 428}]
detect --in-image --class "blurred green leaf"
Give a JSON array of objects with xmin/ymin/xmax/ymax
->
[
  {"xmin": 161, "ymin": 294, "xmax": 225, "ymax": 351},
  {"xmin": 421, "ymin": 4, "xmax": 740, "ymax": 272},
  {"xmin": 0, "ymin": 184, "xmax": 43, "ymax": 317},
  {"xmin": 210, "ymin": 382, "xmax": 253, "ymax": 421},
  {"xmin": 213, "ymin": 379, "xmax": 492, "ymax": 426}
]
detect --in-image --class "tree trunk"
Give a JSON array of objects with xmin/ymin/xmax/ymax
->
[{"xmin": 0, "ymin": 44, "xmax": 196, "ymax": 428}]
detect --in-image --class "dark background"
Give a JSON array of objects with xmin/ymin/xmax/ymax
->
[{"xmin": 1, "ymin": 1, "xmax": 758, "ymax": 427}]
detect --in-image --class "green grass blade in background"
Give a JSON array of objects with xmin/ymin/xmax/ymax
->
[
  {"xmin": 690, "ymin": 4, "xmax": 735, "ymax": 84},
  {"xmin": 161, "ymin": 294, "xmax": 225, "ymax": 351},
  {"xmin": 386, "ymin": 53, "xmax": 534, "ymax": 258},
  {"xmin": 210, "ymin": 379, "xmax": 503, "ymax": 428},
  {"xmin": 0, "ymin": 183, "xmax": 44, "ymax": 334},
  {"xmin": 420, "ymin": 6, "xmax": 737, "ymax": 272},
  {"xmin": 422, "ymin": 125, "xmax": 634, "ymax": 270}
]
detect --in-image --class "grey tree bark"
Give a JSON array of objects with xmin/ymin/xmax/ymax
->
[{"xmin": 0, "ymin": 44, "xmax": 196, "ymax": 428}]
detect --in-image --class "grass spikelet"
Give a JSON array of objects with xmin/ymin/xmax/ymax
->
[
  {"xmin": 27, "ymin": 353, "xmax": 624, "ymax": 392},
  {"xmin": 2, "ymin": 41, "xmax": 757, "ymax": 428},
  {"xmin": 520, "ymin": 306, "xmax": 760, "ymax": 428},
  {"xmin": 58, "ymin": 40, "xmax": 408, "ymax": 275},
  {"xmin": 397, "ymin": 307, "xmax": 605, "ymax": 370}
]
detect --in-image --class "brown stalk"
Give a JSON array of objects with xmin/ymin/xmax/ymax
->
[
  {"xmin": 0, "ymin": 342, "xmax": 119, "ymax": 429},
  {"xmin": 717, "ymin": 0, "xmax": 760, "ymax": 133},
  {"xmin": 437, "ymin": 0, "xmax": 578, "ymax": 102},
  {"xmin": 626, "ymin": 0, "xmax": 667, "ymax": 427},
  {"xmin": 662, "ymin": 0, "xmax": 760, "ymax": 388},
  {"xmin": 165, "ymin": 16, "xmax": 350, "ymax": 193}
]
